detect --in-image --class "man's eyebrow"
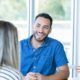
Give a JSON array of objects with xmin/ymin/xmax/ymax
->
[
  {"xmin": 36, "ymin": 23, "xmax": 49, "ymax": 28},
  {"xmin": 37, "ymin": 23, "xmax": 41, "ymax": 25},
  {"xmin": 43, "ymin": 25, "xmax": 49, "ymax": 27}
]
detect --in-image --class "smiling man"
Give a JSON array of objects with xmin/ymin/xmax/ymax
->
[{"xmin": 20, "ymin": 13, "xmax": 69, "ymax": 80}]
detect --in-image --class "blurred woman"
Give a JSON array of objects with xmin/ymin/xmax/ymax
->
[{"xmin": 0, "ymin": 21, "xmax": 22, "ymax": 80}]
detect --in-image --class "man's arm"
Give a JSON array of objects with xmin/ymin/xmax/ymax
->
[
  {"xmin": 23, "ymin": 65, "xmax": 69, "ymax": 80},
  {"xmin": 36, "ymin": 64, "xmax": 69, "ymax": 80}
]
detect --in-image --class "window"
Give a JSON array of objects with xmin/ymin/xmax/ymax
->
[
  {"xmin": 35, "ymin": 0, "xmax": 71, "ymax": 20},
  {"xmin": 0, "ymin": 0, "xmax": 28, "ymax": 40}
]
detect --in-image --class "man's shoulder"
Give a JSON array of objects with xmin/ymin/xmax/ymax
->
[
  {"xmin": 47, "ymin": 37, "xmax": 63, "ymax": 47},
  {"xmin": 20, "ymin": 38, "xmax": 28, "ymax": 42},
  {"xmin": 48, "ymin": 37, "xmax": 62, "ymax": 44},
  {"xmin": 20, "ymin": 37, "xmax": 29, "ymax": 45},
  {"xmin": 20, "ymin": 35, "xmax": 32, "ymax": 43}
]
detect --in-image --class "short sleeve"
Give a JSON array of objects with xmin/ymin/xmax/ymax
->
[{"xmin": 54, "ymin": 42, "xmax": 68, "ymax": 67}]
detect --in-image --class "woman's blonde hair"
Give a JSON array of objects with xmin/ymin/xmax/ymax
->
[{"xmin": 0, "ymin": 21, "xmax": 19, "ymax": 69}]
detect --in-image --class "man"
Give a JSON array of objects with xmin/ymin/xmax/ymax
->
[{"xmin": 20, "ymin": 13, "xmax": 69, "ymax": 80}]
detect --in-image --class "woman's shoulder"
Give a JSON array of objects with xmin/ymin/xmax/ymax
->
[{"xmin": 0, "ymin": 65, "xmax": 22, "ymax": 80}]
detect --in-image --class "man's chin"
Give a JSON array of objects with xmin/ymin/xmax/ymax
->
[
  {"xmin": 36, "ymin": 38, "xmax": 44, "ymax": 42},
  {"xmin": 33, "ymin": 35, "xmax": 45, "ymax": 42}
]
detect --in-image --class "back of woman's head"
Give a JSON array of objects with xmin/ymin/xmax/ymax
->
[{"xmin": 0, "ymin": 21, "xmax": 19, "ymax": 69}]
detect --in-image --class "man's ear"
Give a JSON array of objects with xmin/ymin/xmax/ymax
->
[{"xmin": 49, "ymin": 28, "xmax": 52, "ymax": 34}]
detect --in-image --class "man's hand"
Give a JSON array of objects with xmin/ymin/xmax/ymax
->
[
  {"xmin": 24, "ymin": 72, "xmax": 37, "ymax": 80},
  {"xmin": 36, "ymin": 73, "xmax": 47, "ymax": 80},
  {"xmin": 24, "ymin": 72, "xmax": 47, "ymax": 80}
]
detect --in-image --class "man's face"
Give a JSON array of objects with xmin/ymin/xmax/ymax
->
[{"xmin": 32, "ymin": 17, "xmax": 51, "ymax": 42}]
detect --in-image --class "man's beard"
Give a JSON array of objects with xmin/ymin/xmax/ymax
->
[{"xmin": 33, "ymin": 33, "xmax": 47, "ymax": 42}]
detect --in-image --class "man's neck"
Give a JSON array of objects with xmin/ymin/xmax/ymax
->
[{"xmin": 31, "ymin": 36, "xmax": 44, "ymax": 49}]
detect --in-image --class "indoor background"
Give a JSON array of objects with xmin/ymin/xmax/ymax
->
[{"xmin": 0, "ymin": 0, "xmax": 80, "ymax": 79}]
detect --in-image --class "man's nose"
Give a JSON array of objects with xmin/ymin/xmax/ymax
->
[{"xmin": 39, "ymin": 27, "xmax": 43, "ymax": 32}]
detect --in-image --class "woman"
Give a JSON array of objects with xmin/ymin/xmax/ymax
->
[{"xmin": 0, "ymin": 21, "xmax": 22, "ymax": 80}]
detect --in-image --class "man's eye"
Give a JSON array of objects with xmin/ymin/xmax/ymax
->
[
  {"xmin": 43, "ymin": 26, "xmax": 49, "ymax": 29},
  {"xmin": 36, "ymin": 25, "xmax": 40, "ymax": 27}
]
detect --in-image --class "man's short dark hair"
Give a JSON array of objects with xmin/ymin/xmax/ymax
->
[{"xmin": 35, "ymin": 13, "xmax": 53, "ymax": 28}]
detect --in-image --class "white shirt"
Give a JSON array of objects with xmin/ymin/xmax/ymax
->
[{"xmin": 0, "ymin": 65, "xmax": 22, "ymax": 80}]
